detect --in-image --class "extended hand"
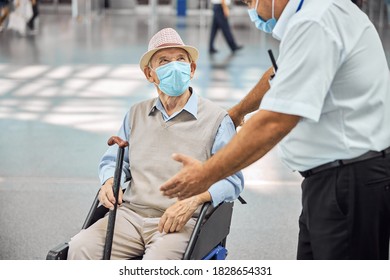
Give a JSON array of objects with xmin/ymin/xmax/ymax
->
[
  {"xmin": 160, "ymin": 153, "xmax": 210, "ymax": 200},
  {"xmin": 98, "ymin": 177, "xmax": 123, "ymax": 210}
]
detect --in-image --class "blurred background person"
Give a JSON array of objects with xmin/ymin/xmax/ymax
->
[
  {"xmin": 7, "ymin": 0, "xmax": 33, "ymax": 35},
  {"xmin": 26, "ymin": 0, "xmax": 38, "ymax": 34},
  {"xmin": 0, "ymin": 0, "xmax": 10, "ymax": 31},
  {"xmin": 209, "ymin": 0, "xmax": 243, "ymax": 54}
]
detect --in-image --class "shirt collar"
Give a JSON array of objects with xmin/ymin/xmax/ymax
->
[
  {"xmin": 272, "ymin": 0, "xmax": 303, "ymax": 41},
  {"xmin": 149, "ymin": 87, "xmax": 198, "ymax": 121}
]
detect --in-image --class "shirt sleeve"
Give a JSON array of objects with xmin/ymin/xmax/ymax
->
[
  {"xmin": 208, "ymin": 115, "xmax": 245, "ymax": 207},
  {"xmin": 260, "ymin": 20, "xmax": 342, "ymax": 122},
  {"xmin": 98, "ymin": 111, "xmax": 131, "ymax": 187}
]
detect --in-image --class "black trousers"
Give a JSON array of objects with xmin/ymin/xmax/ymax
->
[
  {"xmin": 209, "ymin": 4, "xmax": 238, "ymax": 51},
  {"xmin": 27, "ymin": 1, "xmax": 39, "ymax": 30},
  {"xmin": 297, "ymin": 154, "xmax": 390, "ymax": 259}
]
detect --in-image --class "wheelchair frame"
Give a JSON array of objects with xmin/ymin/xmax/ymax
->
[
  {"xmin": 46, "ymin": 136, "xmax": 237, "ymax": 260},
  {"xmin": 46, "ymin": 190, "xmax": 235, "ymax": 260}
]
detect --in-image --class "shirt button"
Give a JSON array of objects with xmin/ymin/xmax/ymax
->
[{"xmin": 385, "ymin": 185, "xmax": 390, "ymax": 191}]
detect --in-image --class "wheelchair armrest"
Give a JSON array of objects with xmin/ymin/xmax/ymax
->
[
  {"xmin": 46, "ymin": 242, "xmax": 69, "ymax": 260},
  {"xmin": 183, "ymin": 201, "xmax": 234, "ymax": 260}
]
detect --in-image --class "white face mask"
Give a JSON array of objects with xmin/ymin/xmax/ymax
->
[{"xmin": 247, "ymin": 0, "xmax": 277, "ymax": 33}]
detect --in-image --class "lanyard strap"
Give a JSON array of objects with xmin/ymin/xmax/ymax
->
[{"xmin": 296, "ymin": 0, "xmax": 304, "ymax": 12}]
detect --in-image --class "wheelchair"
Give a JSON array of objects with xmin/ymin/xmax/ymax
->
[
  {"xmin": 46, "ymin": 189, "xmax": 236, "ymax": 260},
  {"xmin": 46, "ymin": 136, "xmax": 243, "ymax": 260}
]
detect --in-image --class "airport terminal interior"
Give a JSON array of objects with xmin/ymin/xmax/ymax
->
[{"xmin": 1, "ymin": 0, "xmax": 390, "ymax": 260}]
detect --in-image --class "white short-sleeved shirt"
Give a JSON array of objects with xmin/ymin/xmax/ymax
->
[{"xmin": 260, "ymin": 0, "xmax": 390, "ymax": 171}]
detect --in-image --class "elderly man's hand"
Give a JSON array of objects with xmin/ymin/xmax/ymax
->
[
  {"xmin": 158, "ymin": 192, "xmax": 211, "ymax": 233},
  {"xmin": 160, "ymin": 153, "xmax": 211, "ymax": 200},
  {"xmin": 98, "ymin": 177, "xmax": 123, "ymax": 210}
]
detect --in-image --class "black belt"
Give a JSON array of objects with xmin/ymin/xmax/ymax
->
[{"xmin": 299, "ymin": 147, "xmax": 390, "ymax": 178}]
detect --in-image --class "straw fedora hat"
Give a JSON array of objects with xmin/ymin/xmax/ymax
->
[{"xmin": 139, "ymin": 28, "xmax": 199, "ymax": 71}]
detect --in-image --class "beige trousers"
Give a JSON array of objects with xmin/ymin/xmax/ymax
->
[{"xmin": 67, "ymin": 203, "xmax": 196, "ymax": 260}]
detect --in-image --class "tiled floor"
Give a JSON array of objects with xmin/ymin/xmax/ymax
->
[{"xmin": 0, "ymin": 3, "xmax": 389, "ymax": 260}]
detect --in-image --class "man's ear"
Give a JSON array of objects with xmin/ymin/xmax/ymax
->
[
  {"xmin": 190, "ymin": 62, "xmax": 197, "ymax": 79},
  {"xmin": 143, "ymin": 66, "xmax": 154, "ymax": 83}
]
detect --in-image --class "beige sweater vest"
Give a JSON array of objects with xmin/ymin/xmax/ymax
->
[{"xmin": 123, "ymin": 96, "xmax": 227, "ymax": 217}]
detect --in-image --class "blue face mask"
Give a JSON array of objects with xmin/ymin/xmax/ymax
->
[
  {"xmin": 247, "ymin": 0, "xmax": 276, "ymax": 34},
  {"xmin": 154, "ymin": 61, "xmax": 191, "ymax": 97}
]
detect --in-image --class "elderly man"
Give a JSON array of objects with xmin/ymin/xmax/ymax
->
[
  {"xmin": 67, "ymin": 28, "xmax": 244, "ymax": 260},
  {"xmin": 161, "ymin": 0, "xmax": 390, "ymax": 260}
]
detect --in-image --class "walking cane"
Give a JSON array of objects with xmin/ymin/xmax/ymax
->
[{"xmin": 102, "ymin": 136, "xmax": 129, "ymax": 260}]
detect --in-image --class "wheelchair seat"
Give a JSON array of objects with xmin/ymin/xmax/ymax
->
[{"xmin": 46, "ymin": 190, "xmax": 238, "ymax": 260}]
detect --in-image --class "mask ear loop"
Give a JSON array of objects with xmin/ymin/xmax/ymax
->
[
  {"xmin": 148, "ymin": 62, "xmax": 154, "ymax": 72},
  {"xmin": 147, "ymin": 63, "xmax": 160, "ymax": 87},
  {"xmin": 255, "ymin": 0, "xmax": 259, "ymax": 10},
  {"xmin": 272, "ymin": 0, "xmax": 275, "ymax": 19}
]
